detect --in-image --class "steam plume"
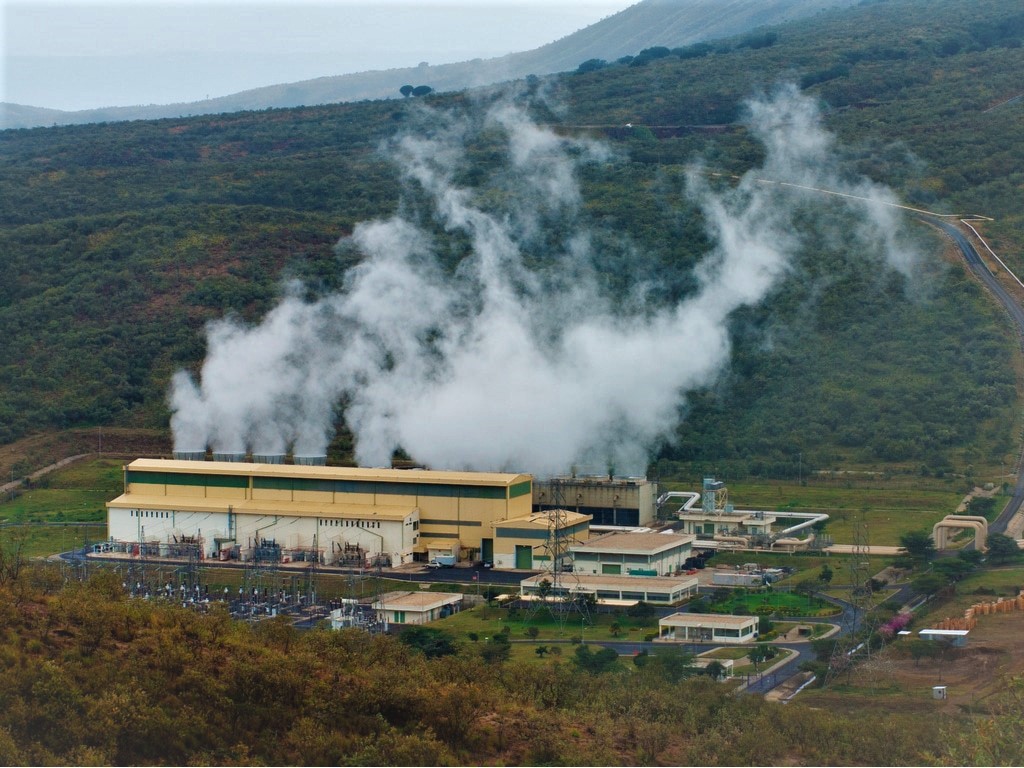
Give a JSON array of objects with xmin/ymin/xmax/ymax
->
[{"xmin": 170, "ymin": 85, "xmax": 916, "ymax": 475}]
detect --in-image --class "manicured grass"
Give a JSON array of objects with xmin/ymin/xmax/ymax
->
[
  {"xmin": 707, "ymin": 589, "xmax": 839, "ymax": 617},
  {"xmin": 432, "ymin": 603, "xmax": 661, "ymax": 642},
  {"xmin": 702, "ymin": 646, "xmax": 750, "ymax": 660}
]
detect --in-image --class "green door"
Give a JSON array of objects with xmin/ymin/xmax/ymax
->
[
  {"xmin": 481, "ymin": 538, "xmax": 494, "ymax": 563},
  {"xmin": 602, "ymin": 563, "xmax": 622, "ymax": 575},
  {"xmin": 703, "ymin": 523, "xmax": 716, "ymax": 536},
  {"xmin": 515, "ymin": 545, "xmax": 533, "ymax": 570}
]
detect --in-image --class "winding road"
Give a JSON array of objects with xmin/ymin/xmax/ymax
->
[{"xmin": 922, "ymin": 216, "xmax": 1024, "ymax": 536}]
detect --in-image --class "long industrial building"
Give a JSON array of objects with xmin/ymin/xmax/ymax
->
[{"xmin": 106, "ymin": 458, "xmax": 535, "ymax": 566}]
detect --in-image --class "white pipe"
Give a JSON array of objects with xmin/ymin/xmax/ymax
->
[
  {"xmin": 773, "ymin": 511, "xmax": 829, "ymax": 536},
  {"xmin": 657, "ymin": 491, "xmax": 701, "ymax": 510}
]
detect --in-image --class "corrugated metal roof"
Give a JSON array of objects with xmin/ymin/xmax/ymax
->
[
  {"xmin": 127, "ymin": 458, "xmax": 530, "ymax": 487},
  {"xmin": 107, "ymin": 493, "xmax": 416, "ymax": 520},
  {"xmin": 373, "ymin": 591, "xmax": 463, "ymax": 611},
  {"xmin": 571, "ymin": 531, "xmax": 695, "ymax": 554},
  {"xmin": 495, "ymin": 509, "xmax": 591, "ymax": 530},
  {"xmin": 520, "ymin": 573, "xmax": 698, "ymax": 591},
  {"xmin": 659, "ymin": 611, "xmax": 758, "ymax": 628}
]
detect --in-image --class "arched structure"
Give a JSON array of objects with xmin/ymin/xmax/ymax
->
[{"xmin": 932, "ymin": 515, "xmax": 988, "ymax": 551}]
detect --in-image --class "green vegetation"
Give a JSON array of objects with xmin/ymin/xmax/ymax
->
[
  {"xmin": 704, "ymin": 588, "xmax": 839, "ymax": 618},
  {"xmin": 0, "ymin": 563, "xmax": 979, "ymax": 766},
  {"xmin": 1, "ymin": 0, "xmax": 1022, "ymax": 488},
  {"xmin": 433, "ymin": 602, "xmax": 661, "ymax": 643}
]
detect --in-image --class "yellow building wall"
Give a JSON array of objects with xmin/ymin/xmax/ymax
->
[
  {"xmin": 172, "ymin": 485, "xmax": 207, "ymax": 498},
  {"xmin": 128, "ymin": 482, "xmax": 166, "ymax": 495},
  {"xmin": 293, "ymin": 490, "xmax": 334, "ymax": 504},
  {"xmin": 374, "ymin": 492, "xmax": 409, "ymax": 507},
  {"xmin": 251, "ymin": 488, "xmax": 293, "ymax": 502},
  {"xmin": 203, "ymin": 486, "xmax": 246, "ymax": 500},
  {"xmin": 335, "ymin": 492, "xmax": 375, "ymax": 506},
  {"xmin": 417, "ymin": 496, "xmax": 459, "ymax": 518}
]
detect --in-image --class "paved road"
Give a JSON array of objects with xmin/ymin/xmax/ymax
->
[{"xmin": 923, "ymin": 216, "xmax": 1024, "ymax": 536}]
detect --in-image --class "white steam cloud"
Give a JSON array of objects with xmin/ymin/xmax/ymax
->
[{"xmin": 170, "ymin": 84, "xmax": 916, "ymax": 475}]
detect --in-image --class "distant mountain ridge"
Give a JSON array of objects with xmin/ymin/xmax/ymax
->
[{"xmin": 1, "ymin": 0, "xmax": 857, "ymax": 130}]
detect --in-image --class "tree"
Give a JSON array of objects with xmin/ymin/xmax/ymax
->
[
  {"xmin": 958, "ymin": 548, "xmax": 984, "ymax": 566},
  {"xmin": 576, "ymin": 58, "xmax": 606, "ymax": 73},
  {"xmin": 986, "ymin": 533, "xmax": 1021, "ymax": 564},
  {"xmin": 399, "ymin": 626, "xmax": 457, "ymax": 659},
  {"xmin": 704, "ymin": 660, "xmax": 727, "ymax": 680},
  {"xmin": 534, "ymin": 645, "xmax": 550, "ymax": 658},
  {"xmin": 410, "ymin": 85, "xmax": 433, "ymax": 97},
  {"xmin": 911, "ymin": 571, "xmax": 949, "ymax": 597},
  {"xmin": 573, "ymin": 644, "xmax": 619, "ymax": 674},
  {"xmin": 399, "ymin": 85, "xmax": 414, "ymax": 97},
  {"xmin": 536, "ymin": 578, "xmax": 552, "ymax": 602},
  {"xmin": 819, "ymin": 563, "xmax": 834, "ymax": 586},
  {"xmin": 480, "ymin": 633, "xmax": 511, "ymax": 663},
  {"xmin": 525, "ymin": 625, "xmax": 540, "ymax": 640},
  {"xmin": 609, "ymin": 622, "xmax": 622, "ymax": 637},
  {"xmin": 900, "ymin": 530, "xmax": 937, "ymax": 561}
]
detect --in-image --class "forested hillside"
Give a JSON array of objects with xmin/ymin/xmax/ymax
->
[
  {"xmin": 1, "ymin": 0, "xmax": 1023, "ymax": 481},
  {"xmin": 0, "ymin": 570, "xmax": 978, "ymax": 765}
]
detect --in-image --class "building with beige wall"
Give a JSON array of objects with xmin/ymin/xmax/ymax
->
[
  {"xmin": 106, "ymin": 458, "xmax": 534, "ymax": 566},
  {"xmin": 373, "ymin": 591, "xmax": 464, "ymax": 626},
  {"xmin": 657, "ymin": 612, "xmax": 759, "ymax": 644},
  {"xmin": 569, "ymin": 531, "xmax": 695, "ymax": 576},
  {"xmin": 492, "ymin": 510, "xmax": 591, "ymax": 570},
  {"xmin": 520, "ymin": 572, "xmax": 697, "ymax": 605},
  {"xmin": 533, "ymin": 475, "xmax": 657, "ymax": 527}
]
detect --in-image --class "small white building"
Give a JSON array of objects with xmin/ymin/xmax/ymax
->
[
  {"xmin": 918, "ymin": 628, "xmax": 969, "ymax": 647},
  {"xmin": 569, "ymin": 531, "xmax": 695, "ymax": 576},
  {"xmin": 520, "ymin": 572, "xmax": 697, "ymax": 606},
  {"xmin": 373, "ymin": 591, "xmax": 464, "ymax": 626},
  {"xmin": 658, "ymin": 612, "xmax": 759, "ymax": 644}
]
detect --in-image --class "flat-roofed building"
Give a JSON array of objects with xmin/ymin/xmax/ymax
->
[
  {"xmin": 373, "ymin": 591, "xmax": 464, "ymax": 626},
  {"xmin": 493, "ymin": 509, "xmax": 591, "ymax": 570},
  {"xmin": 570, "ymin": 531, "xmax": 695, "ymax": 576},
  {"xmin": 520, "ymin": 572, "xmax": 697, "ymax": 606},
  {"xmin": 658, "ymin": 612, "xmax": 759, "ymax": 644},
  {"xmin": 677, "ymin": 509, "xmax": 777, "ymax": 540},
  {"xmin": 534, "ymin": 475, "xmax": 657, "ymax": 527},
  {"xmin": 106, "ymin": 458, "xmax": 534, "ymax": 566}
]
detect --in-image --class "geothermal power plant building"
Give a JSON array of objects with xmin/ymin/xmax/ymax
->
[
  {"xmin": 106, "ymin": 458, "xmax": 535, "ymax": 566},
  {"xmin": 533, "ymin": 475, "xmax": 657, "ymax": 527}
]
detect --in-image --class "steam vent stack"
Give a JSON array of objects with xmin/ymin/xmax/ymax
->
[
  {"xmin": 252, "ymin": 453, "xmax": 286, "ymax": 465},
  {"xmin": 173, "ymin": 451, "xmax": 206, "ymax": 461},
  {"xmin": 212, "ymin": 452, "xmax": 247, "ymax": 463}
]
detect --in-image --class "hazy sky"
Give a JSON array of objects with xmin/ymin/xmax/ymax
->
[{"xmin": 3, "ymin": 0, "xmax": 635, "ymax": 111}]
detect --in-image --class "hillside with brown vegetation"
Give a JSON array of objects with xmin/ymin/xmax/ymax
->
[{"xmin": 0, "ymin": 566, "xmax": 1005, "ymax": 766}]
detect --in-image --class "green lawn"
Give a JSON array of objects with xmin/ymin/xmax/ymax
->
[
  {"xmin": 432, "ymin": 603, "xmax": 661, "ymax": 643},
  {"xmin": 707, "ymin": 590, "xmax": 839, "ymax": 617}
]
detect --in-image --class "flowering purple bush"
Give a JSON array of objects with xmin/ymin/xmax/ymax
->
[{"xmin": 878, "ymin": 611, "xmax": 912, "ymax": 639}]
